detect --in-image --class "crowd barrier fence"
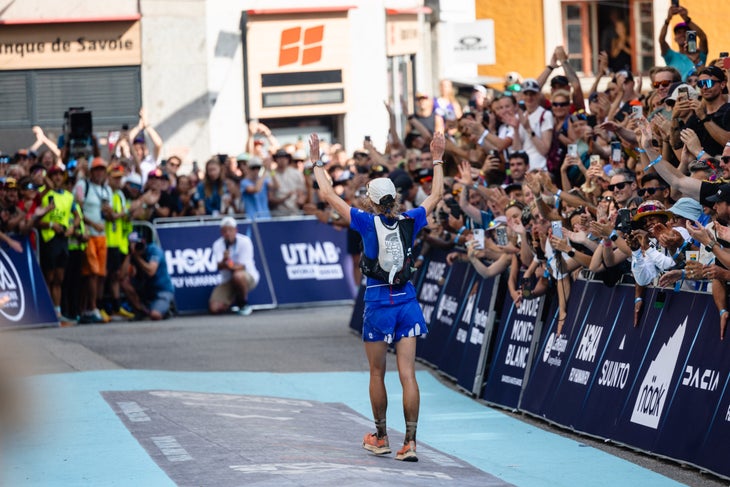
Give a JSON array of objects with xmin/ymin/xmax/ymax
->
[{"xmin": 349, "ymin": 251, "xmax": 730, "ymax": 480}]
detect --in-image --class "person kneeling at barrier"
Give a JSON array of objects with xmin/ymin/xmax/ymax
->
[
  {"xmin": 208, "ymin": 216, "xmax": 260, "ymax": 316},
  {"xmin": 121, "ymin": 232, "xmax": 175, "ymax": 320}
]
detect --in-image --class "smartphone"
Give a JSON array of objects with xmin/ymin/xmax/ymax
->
[
  {"xmin": 364, "ymin": 135, "xmax": 371, "ymax": 142},
  {"xmin": 611, "ymin": 141, "xmax": 622, "ymax": 163},
  {"xmin": 671, "ymin": 0, "xmax": 679, "ymax": 6},
  {"xmin": 258, "ymin": 166, "xmax": 265, "ymax": 178},
  {"xmin": 488, "ymin": 149, "xmax": 499, "ymax": 158},
  {"xmin": 494, "ymin": 227, "xmax": 507, "ymax": 247},
  {"xmin": 567, "ymin": 144, "xmax": 578, "ymax": 157},
  {"xmin": 48, "ymin": 195, "xmax": 54, "ymax": 204},
  {"xmin": 677, "ymin": 86, "xmax": 689, "ymax": 102},
  {"xmin": 473, "ymin": 228, "xmax": 486, "ymax": 249},
  {"xmin": 721, "ymin": 52, "xmax": 730, "ymax": 69},
  {"xmin": 551, "ymin": 220, "xmax": 563, "ymax": 239},
  {"xmin": 590, "ymin": 154, "xmax": 601, "ymax": 166},
  {"xmin": 687, "ymin": 31, "xmax": 697, "ymax": 54},
  {"xmin": 518, "ymin": 100, "xmax": 526, "ymax": 111},
  {"xmin": 631, "ymin": 105, "xmax": 643, "ymax": 119}
]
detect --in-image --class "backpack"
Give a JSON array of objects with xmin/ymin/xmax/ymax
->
[{"xmin": 360, "ymin": 215, "xmax": 416, "ymax": 286}]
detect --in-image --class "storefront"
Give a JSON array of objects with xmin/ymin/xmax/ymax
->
[{"xmin": 0, "ymin": 15, "xmax": 142, "ymax": 154}]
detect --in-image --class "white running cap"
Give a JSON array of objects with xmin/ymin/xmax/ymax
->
[{"xmin": 367, "ymin": 177, "xmax": 396, "ymax": 205}]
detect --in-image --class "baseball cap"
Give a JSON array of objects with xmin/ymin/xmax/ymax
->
[
  {"xmin": 415, "ymin": 167, "xmax": 433, "ymax": 183},
  {"xmin": 48, "ymin": 165, "xmax": 65, "ymax": 175},
  {"xmin": 236, "ymin": 152, "xmax": 252, "ymax": 163},
  {"xmin": 90, "ymin": 157, "xmax": 107, "ymax": 169},
  {"xmin": 128, "ymin": 231, "xmax": 144, "ymax": 243},
  {"xmin": 108, "ymin": 164, "xmax": 125, "ymax": 177},
  {"xmin": 521, "ymin": 79, "xmax": 540, "ymax": 93},
  {"xmin": 473, "ymin": 85, "xmax": 487, "ymax": 96},
  {"xmin": 388, "ymin": 169, "xmax": 414, "ymax": 194},
  {"xmin": 148, "ymin": 168, "xmax": 167, "ymax": 180},
  {"xmin": 247, "ymin": 157, "xmax": 263, "ymax": 168},
  {"xmin": 30, "ymin": 163, "xmax": 45, "ymax": 174},
  {"xmin": 415, "ymin": 91, "xmax": 429, "ymax": 100},
  {"xmin": 274, "ymin": 149, "xmax": 292, "ymax": 159},
  {"xmin": 367, "ymin": 177, "xmax": 397, "ymax": 205},
  {"xmin": 220, "ymin": 216, "xmax": 237, "ymax": 228},
  {"xmin": 123, "ymin": 172, "xmax": 142, "ymax": 187},
  {"xmin": 666, "ymin": 83, "xmax": 699, "ymax": 102},
  {"xmin": 550, "ymin": 75, "xmax": 570, "ymax": 87},
  {"xmin": 706, "ymin": 183, "xmax": 730, "ymax": 203}
]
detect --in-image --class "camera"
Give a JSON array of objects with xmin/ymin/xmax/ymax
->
[
  {"xmin": 64, "ymin": 107, "xmax": 93, "ymax": 160},
  {"xmin": 134, "ymin": 241, "xmax": 146, "ymax": 252},
  {"xmin": 217, "ymin": 154, "xmax": 228, "ymax": 164},
  {"xmin": 614, "ymin": 208, "xmax": 637, "ymax": 234}
]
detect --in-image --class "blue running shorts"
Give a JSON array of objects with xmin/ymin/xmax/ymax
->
[{"xmin": 362, "ymin": 299, "xmax": 428, "ymax": 343}]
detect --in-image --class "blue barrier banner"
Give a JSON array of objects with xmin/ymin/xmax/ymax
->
[
  {"xmin": 435, "ymin": 265, "xmax": 478, "ymax": 380},
  {"xmin": 482, "ymin": 293, "xmax": 544, "ymax": 409},
  {"xmin": 415, "ymin": 249, "xmax": 451, "ymax": 366},
  {"xmin": 156, "ymin": 222, "xmax": 274, "ymax": 313},
  {"xmin": 613, "ymin": 290, "xmax": 728, "ymax": 467},
  {"xmin": 455, "ymin": 274, "xmax": 499, "ymax": 394},
  {"xmin": 572, "ymin": 283, "xmax": 644, "ymax": 439},
  {"xmin": 254, "ymin": 219, "xmax": 352, "ymax": 305},
  {"xmin": 0, "ymin": 237, "xmax": 56, "ymax": 329},
  {"xmin": 518, "ymin": 280, "xmax": 584, "ymax": 415},
  {"xmin": 543, "ymin": 281, "xmax": 633, "ymax": 427}
]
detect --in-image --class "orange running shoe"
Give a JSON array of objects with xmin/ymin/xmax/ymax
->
[
  {"xmin": 362, "ymin": 433, "xmax": 391, "ymax": 455},
  {"xmin": 395, "ymin": 440, "xmax": 418, "ymax": 462}
]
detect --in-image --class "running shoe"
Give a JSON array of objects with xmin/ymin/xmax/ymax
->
[
  {"xmin": 115, "ymin": 307, "xmax": 135, "ymax": 320},
  {"xmin": 238, "ymin": 305, "xmax": 253, "ymax": 316},
  {"xmin": 97, "ymin": 309, "xmax": 111, "ymax": 323},
  {"xmin": 395, "ymin": 440, "xmax": 417, "ymax": 462},
  {"xmin": 362, "ymin": 433, "xmax": 391, "ymax": 455}
]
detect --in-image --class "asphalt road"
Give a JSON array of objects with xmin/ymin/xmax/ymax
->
[{"xmin": 3, "ymin": 305, "xmax": 726, "ymax": 487}]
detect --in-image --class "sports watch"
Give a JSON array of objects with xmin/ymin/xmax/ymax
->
[{"xmin": 315, "ymin": 160, "xmax": 325, "ymax": 168}]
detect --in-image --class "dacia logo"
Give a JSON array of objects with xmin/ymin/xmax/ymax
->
[{"xmin": 0, "ymin": 249, "xmax": 24, "ymax": 322}]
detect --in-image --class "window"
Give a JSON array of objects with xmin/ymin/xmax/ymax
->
[{"xmin": 561, "ymin": 0, "xmax": 655, "ymax": 75}]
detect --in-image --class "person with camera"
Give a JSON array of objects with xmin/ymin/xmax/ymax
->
[
  {"xmin": 121, "ymin": 232, "xmax": 174, "ymax": 320},
  {"xmin": 208, "ymin": 217, "xmax": 260, "ymax": 316},
  {"xmin": 241, "ymin": 157, "xmax": 274, "ymax": 219},
  {"xmin": 310, "ymin": 131, "xmax": 444, "ymax": 462}
]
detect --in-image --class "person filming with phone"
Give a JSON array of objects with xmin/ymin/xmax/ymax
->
[{"xmin": 659, "ymin": 4, "xmax": 708, "ymax": 81}]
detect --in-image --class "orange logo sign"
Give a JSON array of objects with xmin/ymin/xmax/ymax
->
[{"xmin": 278, "ymin": 25, "xmax": 324, "ymax": 67}]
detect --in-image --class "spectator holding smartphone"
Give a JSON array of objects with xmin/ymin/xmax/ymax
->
[{"xmin": 659, "ymin": 5, "xmax": 708, "ymax": 81}]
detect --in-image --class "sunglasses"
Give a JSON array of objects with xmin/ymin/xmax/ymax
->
[
  {"xmin": 652, "ymin": 80, "xmax": 672, "ymax": 89},
  {"xmin": 638, "ymin": 186, "xmax": 667, "ymax": 197},
  {"xmin": 607, "ymin": 182, "xmax": 629, "ymax": 191},
  {"xmin": 721, "ymin": 156, "xmax": 730, "ymax": 164},
  {"xmin": 697, "ymin": 79, "xmax": 718, "ymax": 89},
  {"xmin": 597, "ymin": 196, "xmax": 615, "ymax": 202},
  {"xmin": 552, "ymin": 101, "xmax": 570, "ymax": 107}
]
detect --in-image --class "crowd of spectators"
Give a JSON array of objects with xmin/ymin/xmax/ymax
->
[{"xmin": 2, "ymin": 5, "xmax": 729, "ymax": 334}]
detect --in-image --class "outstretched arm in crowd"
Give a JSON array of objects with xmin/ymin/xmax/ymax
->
[
  {"xmin": 29, "ymin": 126, "xmax": 61, "ymax": 158},
  {"xmin": 639, "ymin": 120, "xmax": 701, "ymax": 199},
  {"xmin": 555, "ymin": 47, "xmax": 586, "ymax": 112},
  {"xmin": 384, "ymin": 100, "xmax": 404, "ymax": 153},
  {"xmin": 129, "ymin": 108, "xmax": 163, "ymax": 161}
]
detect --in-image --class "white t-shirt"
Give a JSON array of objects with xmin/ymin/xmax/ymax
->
[
  {"xmin": 73, "ymin": 178, "xmax": 112, "ymax": 237},
  {"xmin": 519, "ymin": 106, "xmax": 554, "ymax": 171},
  {"xmin": 212, "ymin": 233, "xmax": 260, "ymax": 285}
]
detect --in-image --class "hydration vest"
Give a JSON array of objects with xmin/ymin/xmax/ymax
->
[{"xmin": 360, "ymin": 215, "xmax": 415, "ymax": 286}]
